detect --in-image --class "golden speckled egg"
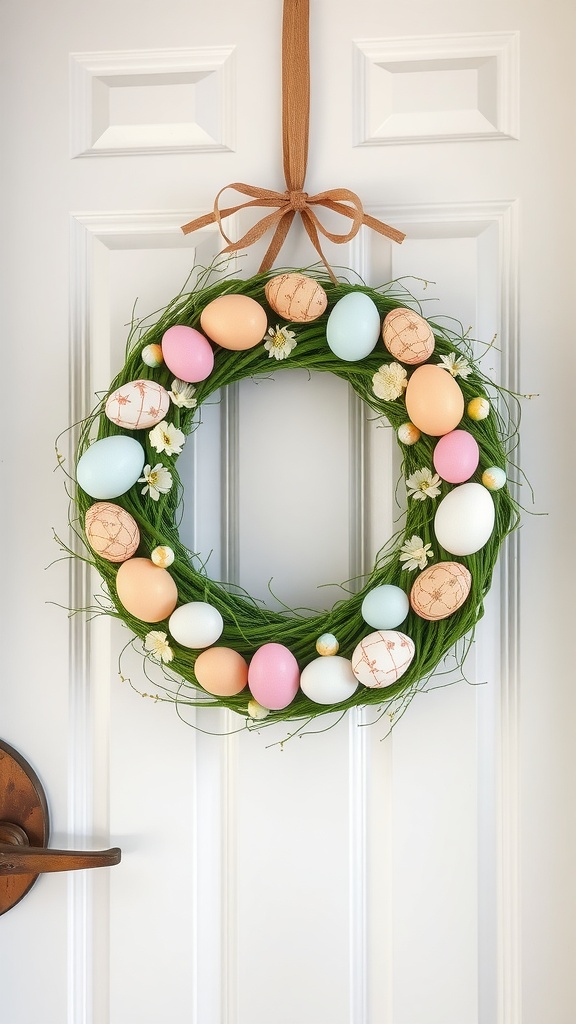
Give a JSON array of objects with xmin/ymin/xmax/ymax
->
[
  {"xmin": 265, "ymin": 273, "xmax": 328, "ymax": 323},
  {"xmin": 141, "ymin": 343, "xmax": 164, "ymax": 367},
  {"xmin": 115, "ymin": 558, "xmax": 178, "ymax": 623},
  {"xmin": 194, "ymin": 647, "xmax": 249, "ymax": 697},
  {"xmin": 382, "ymin": 308, "xmax": 435, "ymax": 365},
  {"xmin": 482, "ymin": 466, "xmax": 506, "ymax": 491},
  {"xmin": 200, "ymin": 294, "xmax": 267, "ymax": 351},
  {"xmin": 467, "ymin": 397, "xmax": 490, "ymax": 421},
  {"xmin": 410, "ymin": 561, "xmax": 472, "ymax": 621},
  {"xmin": 316, "ymin": 633, "xmax": 339, "ymax": 656},
  {"xmin": 397, "ymin": 421, "xmax": 421, "ymax": 445},
  {"xmin": 85, "ymin": 502, "xmax": 140, "ymax": 563},
  {"xmin": 151, "ymin": 545, "xmax": 175, "ymax": 568}
]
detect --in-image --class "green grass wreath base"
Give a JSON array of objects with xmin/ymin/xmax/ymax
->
[{"xmin": 69, "ymin": 264, "xmax": 520, "ymax": 730}]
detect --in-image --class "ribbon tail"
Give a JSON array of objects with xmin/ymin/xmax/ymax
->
[
  {"xmin": 361, "ymin": 211, "xmax": 406, "ymax": 245},
  {"xmin": 258, "ymin": 210, "xmax": 297, "ymax": 272},
  {"xmin": 219, "ymin": 207, "xmax": 292, "ymax": 257},
  {"xmin": 299, "ymin": 212, "xmax": 338, "ymax": 284}
]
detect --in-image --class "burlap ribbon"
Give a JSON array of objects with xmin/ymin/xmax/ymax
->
[{"xmin": 181, "ymin": 0, "xmax": 404, "ymax": 280}]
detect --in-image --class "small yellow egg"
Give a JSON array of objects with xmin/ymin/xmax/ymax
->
[
  {"xmin": 151, "ymin": 545, "xmax": 175, "ymax": 568},
  {"xmin": 482, "ymin": 466, "xmax": 506, "ymax": 490},
  {"xmin": 467, "ymin": 397, "xmax": 490, "ymax": 421},
  {"xmin": 316, "ymin": 633, "xmax": 339, "ymax": 656},
  {"xmin": 142, "ymin": 343, "xmax": 164, "ymax": 367},
  {"xmin": 397, "ymin": 422, "xmax": 421, "ymax": 445},
  {"xmin": 248, "ymin": 699, "xmax": 270, "ymax": 720}
]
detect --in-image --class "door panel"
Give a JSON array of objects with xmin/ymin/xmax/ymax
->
[{"xmin": 1, "ymin": 1, "xmax": 573, "ymax": 1022}]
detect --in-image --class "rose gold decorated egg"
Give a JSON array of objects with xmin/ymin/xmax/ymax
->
[
  {"xmin": 409, "ymin": 561, "xmax": 472, "ymax": 621},
  {"xmin": 85, "ymin": 502, "xmax": 140, "ymax": 563},
  {"xmin": 115, "ymin": 557, "xmax": 178, "ymax": 623},
  {"xmin": 105, "ymin": 379, "xmax": 170, "ymax": 430},
  {"xmin": 265, "ymin": 273, "xmax": 328, "ymax": 323},
  {"xmin": 351, "ymin": 630, "xmax": 415, "ymax": 689},
  {"xmin": 382, "ymin": 308, "xmax": 435, "ymax": 365}
]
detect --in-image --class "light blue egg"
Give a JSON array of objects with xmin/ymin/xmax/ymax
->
[
  {"xmin": 326, "ymin": 292, "xmax": 381, "ymax": 361},
  {"xmin": 361, "ymin": 585, "xmax": 409, "ymax": 629},
  {"xmin": 77, "ymin": 435, "xmax": 146, "ymax": 499}
]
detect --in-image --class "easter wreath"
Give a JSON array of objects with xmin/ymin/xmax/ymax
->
[{"xmin": 69, "ymin": 265, "xmax": 519, "ymax": 729}]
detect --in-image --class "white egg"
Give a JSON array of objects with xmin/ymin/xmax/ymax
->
[
  {"xmin": 168, "ymin": 601, "xmax": 223, "ymax": 649},
  {"xmin": 434, "ymin": 482, "xmax": 495, "ymax": 556},
  {"xmin": 300, "ymin": 656, "xmax": 359, "ymax": 704}
]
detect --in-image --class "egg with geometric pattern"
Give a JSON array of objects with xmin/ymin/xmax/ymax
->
[
  {"xmin": 105, "ymin": 379, "xmax": 170, "ymax": 430},
  {"xmin": 382, "ymin": 307, "xmax": 435, "ymax": 365},
  {"xmin": 85, "ymin": 502, "xmax": 140, "ymax": 563},
  {"xmin": 410, "ymin": 561, "xmax": 472, "ymax": 621},
  {"xmin": 351, "ymin": 630, "xmax": 415, "ymax": 689}
]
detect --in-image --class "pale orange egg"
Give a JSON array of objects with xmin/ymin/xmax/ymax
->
[
  {"xmin": 200, "ymin": 294, "xmax": 267, "ymax": 350},
  {"xmin": 405, "ymin": 364, "xmax": 464, "ymax": 436},
  {"xmin": 194, "ymin": 647, "xmax": 249, "ymax": 697},
  {"xmin": 115, "ymin": 557, "xmax": 178, "ymax": 622}
]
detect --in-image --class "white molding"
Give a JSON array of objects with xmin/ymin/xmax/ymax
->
[
  {"xmin": 70, "ymin": 47, "xmax": 236, "ymax": 157},
  {"xmin": 353, "ymin": 31, "xmax": 519, "ymax": 146}
]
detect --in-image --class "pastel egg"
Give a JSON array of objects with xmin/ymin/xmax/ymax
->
[
  {"xmin": 115, "ymin": 557, "xmax": 178, "ymax": 622},
  {"xmin": 265, "ymin": 273, "xmax": 328, "ymax": 322},
  {"xmin": 397, "ymin": 422, "xmax": 421, "ymax": 445},
  {"xmin": 105, "ymin": 379, "xmax": 170, "ymax": 430},
  {"xmin": 247, "ymin": 642, "xmax": 300, "ymax": 711},
  {"xmin": 382, "ymin": 307, "xmax": 435, "ymax": 365},
  {"xmin": 467, "ymin": 397, "xmax": 490, "ymax": 421},
  {"xmin": 482, "ymin": 466, "xmax": 507, "ymax": 491},
  {"xmin": 300, "ymin": 656, "xmax": 359, "ymax": 705},
  {"xmin": 326, "ymin": 292, "xmax": 381, "ymax": 361},
  {"xmin": 194, "ymin": 647, "xmax": 249, "ymax": 697},
  {"xmin": 141, "ymin": 343, "xmax": 164, "ymax": 367},
  {"xmin": 161, "ymin": 325, "xmax": 214, "ymax": 383},
  {"xmin": 85, "ymin": 502, "xmax": 140, "ymax": 562},
  {"xmin": 316, "ymin": 633, "xmax": 339, "ymax": 656},
  {"xmin": 410, "ymin": 562, "xmax": 472, "ymax": 621},
  {"xmin": 361, "ymin": 585, "xmax": 409, "ymax": 629},
  {"xmin": 433, "ymin": 429, "xmax": 480, "ymax": 483},
  {"xmin": 168, "ymin": 601, "xmax": 224, "ymax": 649},
  {"xmin": 77, "ymin": 435, "xmax": 145, "ymax": 499},
  {"xmin": 405, "ymin": 364, "xmax": 464, "ymax": 436},
  {"xmin": 200, "ymin": 294, "xmax": 267, "ymax": 351},
  {"xmin": 434, "ymin": 482, "xmax": 495, "ymax": 555},
  {"xmin": 351, "ymin": 630, "xmax": 415, "ymax": 689}
]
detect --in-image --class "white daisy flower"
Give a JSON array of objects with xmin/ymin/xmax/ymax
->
[
  {"xmin": 399, "ymin": 535, "xmax": 434, "ymax": 571},
  {"xmin": 405, "ymin": 467, "xmax": 442, "ymax": 501},
  {"xmin": 438, "ymin": 352, "xmax": 473, "ymax": 378},
  {"xmin": 144, "ymin": 630, "xmax": 174, "ymax": 664},
  {"xmin": 372, "ymin": 362, "xmax": 408, "ymax": 401},
  {"xmin": 149, "ymin": 420, "xmax": 186, "ymax": 456},
  {"xmin": 264, "ymin": 324, "xmax": 297, "ymax": 360},
  {"xmin": 170, "ymin": 379, "xmax": 197, "ymax": 409},
  {"xmin": 138, "ymin": 463, "xmax": 173, "ymax": 501}
]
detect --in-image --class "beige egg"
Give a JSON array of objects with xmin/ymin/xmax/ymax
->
[
  {"xmin": 409, "ymin": 561, "xmax": 472, "ymax": 621},
  {"xmin": 265, "ymin": 273, "xmax": 328, "ymax": 323},
  {"xmin": 85, "ymin": 502, "xmax": 140, "ymax": 563},
  {"xmin": 382, "ymin": 307, "xmax": 435, "ymax": 365}
]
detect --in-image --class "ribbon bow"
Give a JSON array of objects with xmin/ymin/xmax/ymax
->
[{"xmin": 181, "ymin": 0, "xmax": 405, "ymax": 281}]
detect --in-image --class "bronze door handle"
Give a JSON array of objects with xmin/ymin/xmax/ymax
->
[{"xmin": 0, "ymin": 821, "xmax": 121, "ymax": 874}]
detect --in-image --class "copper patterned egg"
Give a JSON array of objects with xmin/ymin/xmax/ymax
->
[
  {"xmin": 382, "ymin": 307, "xmax": 435, "ymax": 365},
  {"xmin": 105, "ymin": 379, "xmax": 170, "ymax": 430},
  {"xmin": 85, "ymin": 502, "xmax": 140, "ymax": 563},
  {"xmin": 351, "ymin": 630, "xmax": 415, "ymax": 689},
  {"xmin": 265, "ymin": 273, "xmax": 328, "ymax": 323},
  {"xmin": 409, "ymin": 561, "xmax": 472, "ymax": 621}
]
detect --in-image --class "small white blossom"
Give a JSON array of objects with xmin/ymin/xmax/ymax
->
[
  {"xmin": 372, "ymin": 362, "xmax": 408, "ymax": 401},
  {"xmin": 399, "ymin": 535, "xmax": 434, "ymax": 571},
  {"xmin": 144, "ymin": 630, "xmax": 174, "ymax": 663},
  {"xmin": 264, "ymin": 324, "xmax": 297, "ymax": 360},
  {"xmin": 138, "ymin": 463, "xmax": 173, "ymax": 501},
  {"xmin": 247, "ymin": 699, "xmax": 270, "ymax": 720},
  {"xmin": 170, "ymin": 379, "xmax": 197, "ymax": 409},
  {"xmin": 149, "ymin": 420, "xmax": 186, "ymax": 456},
  {"xmin": 439, "ymin": 352, "xmax": 473, "ymax": 378},
  {"xmin": 405, "ymin": 467, "xmax": 442, "ymax": 501}
]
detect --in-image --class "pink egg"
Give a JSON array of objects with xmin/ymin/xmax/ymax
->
[
  {"xmin": 161, "ymin": 325, "xmax": 214, "ymax": 383},
  {"xmin": 433, "ymin": 429, "xmax": 480, "ymax": 483},
  {"xmin": 247, "ymin": 642, "xmax": 300, "ymax": 710}
]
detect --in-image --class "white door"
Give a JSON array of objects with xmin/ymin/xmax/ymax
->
[{"xmin": 1, "ymin": 1, "xmax": 573, "ymax": 1022}]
